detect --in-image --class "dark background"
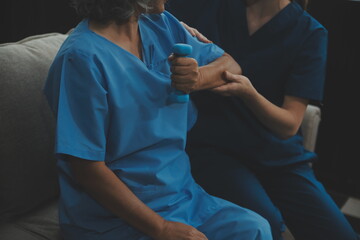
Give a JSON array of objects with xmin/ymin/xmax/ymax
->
[
  {"xmin": 1, "ymin": 0, "xmax": 359, "ymax": 198},
  {"xmin": 309, "ymin": 0, "xmax": 360, "ymax": 199},
  {"xmin": 0, "ymin": 1, "xmax": 80, "ymax": 43}
]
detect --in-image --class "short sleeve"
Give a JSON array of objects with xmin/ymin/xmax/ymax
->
[
  {"xmin": 163, "ymin": 11, "xmax": 225, "ymax": 66},
  {"xmin": 49, "ymin": 51, "xmax": 109, "ymax": 161},
  {"xmin": 285, "ymin": 28, "xmax": 328, "ymax": 102}
]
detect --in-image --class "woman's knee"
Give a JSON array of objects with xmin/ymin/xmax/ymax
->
[
  {"xmin": 229, "ymin": 207, "xmax": 273, "ymax": 240},
  {"xmin": 249, "ymin": 212, "xmax": 273, "ymax": 240}
]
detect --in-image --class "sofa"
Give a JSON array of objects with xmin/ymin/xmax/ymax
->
[
  {"xmin": 0, "ymin": 32, "xmax": 67, "ymax": 240},
  {"xmin": 0, "ymin": 31, "xmax": 321, "ymax": 240}
]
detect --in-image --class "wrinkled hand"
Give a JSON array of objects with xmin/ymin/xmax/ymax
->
[
  {"xmin": 180, "ymin": 21, "xmax": 212, "ymax": 44},
  {"xmin": 168, "ymin": 54, "xmax": 202, "ymax": 93},
  {"xmin": 155, "ymin": 221, "xmax": 208, "ymax": 240},
  {"xmin": 211, "ymin": 71, "xmax": 256, "ymax": 99}
]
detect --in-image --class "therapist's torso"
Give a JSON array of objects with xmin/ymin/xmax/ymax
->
[{"xmin": 167, "ymin": 0, "xmax": 328, "ymax": 167}]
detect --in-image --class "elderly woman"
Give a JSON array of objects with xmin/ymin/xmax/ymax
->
[{"xmin": 43, "ymin": 0, "xmax": 272, "ymax": 239}]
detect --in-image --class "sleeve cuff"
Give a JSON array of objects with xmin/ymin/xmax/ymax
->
[{"xmin": 55, "ymin": 143, "xmax": 106, "ymax": 161}]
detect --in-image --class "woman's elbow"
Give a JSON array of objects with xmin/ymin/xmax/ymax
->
[{"xmin": 223, "ymin": 53, "xmax": 242, "ymax": 75}]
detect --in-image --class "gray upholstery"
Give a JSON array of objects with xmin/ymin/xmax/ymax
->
[
  {"xmin": 0, "ymin": 33, "xmax": 68, "ymax": 238},
  {"xmin": 0, "ymin": 200, "xmax": 61, "ymax": 240}
]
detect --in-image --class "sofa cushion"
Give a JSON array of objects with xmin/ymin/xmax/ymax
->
[
  {"xmin": 0, "ymin": 199, "xmax": 61, "ymax": 240},
  {"xmin": 0, "ymin": 33, "xmax": 68, "ymax": 223}
]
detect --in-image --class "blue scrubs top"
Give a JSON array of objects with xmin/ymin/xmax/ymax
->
[
  {"xmin": 167, "ymin": 0, "xmax": 328, "ymax": 167},
  {"xmin": 43, "ymin": 11, "xmax": 226, "ymax": 239}
]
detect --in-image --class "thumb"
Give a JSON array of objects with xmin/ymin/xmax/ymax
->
[
  {"xmin": 168, "ymin": 54, "xmax": 175, "ymax": 62},
  {"xmin": 224, "ymin": 71, "xmax": 239, "ymax": 82}
]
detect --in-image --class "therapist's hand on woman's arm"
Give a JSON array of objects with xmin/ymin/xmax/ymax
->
[
  {"xmin": 180, "ymin": 22, "xmax": 308, "ymax": 139},
  {"xmin": 67, "ymin": 156, "xmax": 208, "ymax": 240},
  {"xmin": 212, "ymin": 71, "xmax": 308, "ymax": 139}
]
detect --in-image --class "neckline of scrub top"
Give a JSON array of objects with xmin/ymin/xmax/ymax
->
[
  {"xmin": 81, "ymin": 18, "xmax": 149, "ymax": 67},
  {"xmin": 238, "ymin": 0, "xmax": 303, "ymax": 39}
]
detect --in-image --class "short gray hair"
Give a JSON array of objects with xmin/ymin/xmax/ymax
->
[{"xmin": 71, "ymin": 0, "xmax": 156, "ymax": 25}]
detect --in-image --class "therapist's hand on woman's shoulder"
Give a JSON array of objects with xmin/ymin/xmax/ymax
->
[
  {"xmin": 211, "ymin": 71, "xmax": 257, "ymax": 100},
  {"xmin": 155, "ymin": 220, "xmax": 208, "ymax": 240},
  {"xmin": 180, "ymin": 21, "xmax": 212, "ymax": 43}
]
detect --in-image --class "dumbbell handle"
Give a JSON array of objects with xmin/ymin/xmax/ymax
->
[{"xmin": 169, "ymin": 43, "xmax": 193, "ymax": 103}]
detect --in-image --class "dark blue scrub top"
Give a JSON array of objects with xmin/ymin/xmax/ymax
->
[{"xmin": 167, "ymin": 0, "xmax": 328, "ymax": 167}]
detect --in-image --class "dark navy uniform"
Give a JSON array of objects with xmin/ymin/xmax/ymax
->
[{"xmin": 167, "ymin": 1, "xmax": 359, "ymax": 239}]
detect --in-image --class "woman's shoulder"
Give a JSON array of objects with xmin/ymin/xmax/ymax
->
[
  {"xmin": 56, "ymin": 20, "xmax": 105, "ymax": 60},
  {"xmin": 140, "ymin": 11, "xmax": 186, "ymax": 42}
]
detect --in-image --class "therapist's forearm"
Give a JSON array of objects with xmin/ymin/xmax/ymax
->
[
  {"xmin": 68, "ymin": 157, "xmax": 165, "ymax": 239},
  {"xmin": 197, "ymin": 53, "xmax": 242, "ymax": 91}
]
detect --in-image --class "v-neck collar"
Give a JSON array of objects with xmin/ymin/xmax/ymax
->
[
  {"xmin": 238, "ymin": 0, "xmax": 303, "ymax": 39},
  {"xmin": 81, "ymin": 17, "xmax": 148, "ymax": 65}
]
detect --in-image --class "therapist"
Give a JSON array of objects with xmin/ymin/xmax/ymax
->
[
  {"xmin": 43, "ymin": 0, "xmax": 272, "ymax": 239},
  {"xmin": 167, "ymin": 0, "xmax": 360, "ymax": 239}
]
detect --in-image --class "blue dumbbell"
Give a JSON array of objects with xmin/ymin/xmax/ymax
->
[{"xmin": 169, "ymin": 43, "xmax": 193, "ymax": 103}]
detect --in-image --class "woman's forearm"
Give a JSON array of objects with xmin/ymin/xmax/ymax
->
[
  {"xmin": 196, "ymin": 53, "xmax": 242, "ymax": 91},
  {"xmin": 68, "ymin": 157, "xmax": 165, "ymax": 239}
]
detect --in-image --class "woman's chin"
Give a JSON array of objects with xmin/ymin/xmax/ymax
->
[{"xmin": 148, "ymin": 7, "xmax": 165, "ymax": 14}]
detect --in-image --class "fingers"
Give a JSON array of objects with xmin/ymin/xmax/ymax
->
[
  {"xmin": 180, "ymin": 21, "xmax": 212, "ymax": 43},
  {"xmin": 171, "ymin": 75, "xmax": 198, "ymax": 93},
  {"xmin": 211, "ymin": 73, "xmax": 253, "ymax": 98},
  {"xmin": 169, "ymin": 57, "xmax": 198, "ymax": 80},
  {"xmin": 168, "ymin": 54, "xmax": 175, "ymax": 62},
  {"xmin": 157, "ymin": 220, "xmax": 208, "ymax": 240},
  {"xmin": 187, "ymin": 226, "xmax": 208, "ymax": 240},
  {"xmin": 170, "ymin": 65, "xmax": 194, "ymax": 75},
  {"xmin": 211, "ymin": 85, "xmax": 233, "ymax": 96},
  {"xmin": 168, "ymin": 54, "xmax": 200, "ymax": 93},
  {"xmin": 192, "ymin": 28, "xmax": 212, "ymax": 43},
  {"xmin": 224, "ymin": 71, "xmax": 240, "ymax": 82},
  {"xmin": 180, "ymin": 21, "xmax": 196, "ymax": 36},
  {"xmin": 169, "ymin": 56, "xmax": 197, "ymax": 66}
]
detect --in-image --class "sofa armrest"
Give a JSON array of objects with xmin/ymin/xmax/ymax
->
[{"xmin": 301, "ymin": 104, "xmax": 321, "ymax": 152}]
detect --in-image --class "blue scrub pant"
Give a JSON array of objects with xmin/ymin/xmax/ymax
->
[
  {"xmin": 196, "ymin": 196, "xmax": 272, "ymax": 240},
  {"xmin": 189, "ymin": 149, "xmax": 359, "ymax": 240},
  {"xmin": 62, "ymin": 200, "xmax": 272, "ymax": 240}
]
